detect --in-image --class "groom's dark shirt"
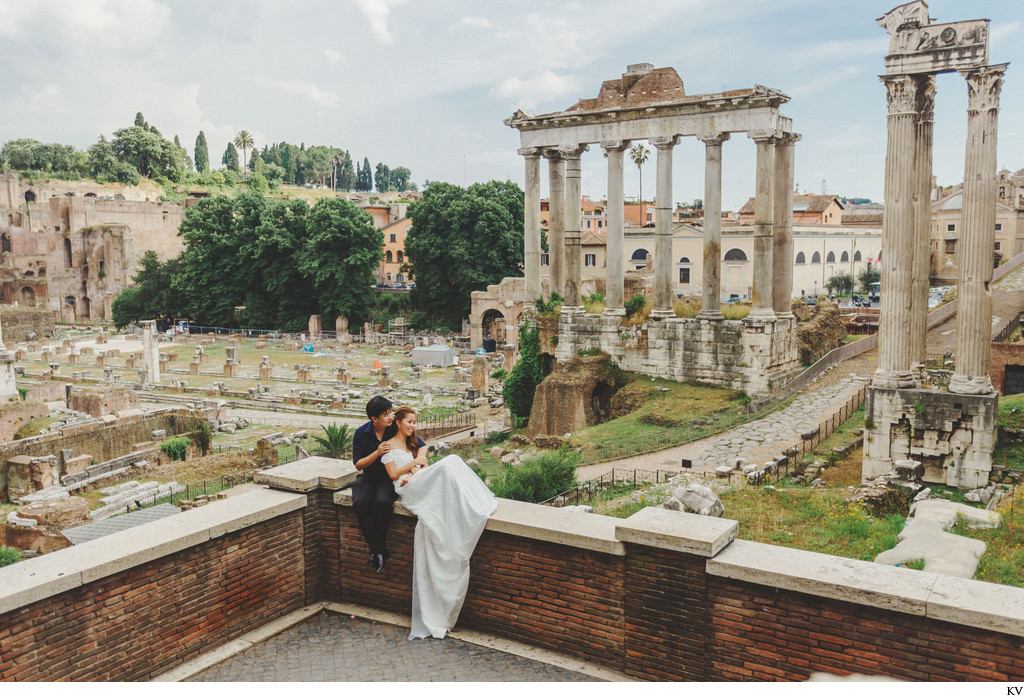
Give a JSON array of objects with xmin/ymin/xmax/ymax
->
[{"xmin": 352, "ymin": 421, "xmax": 398, "ymax": 482}]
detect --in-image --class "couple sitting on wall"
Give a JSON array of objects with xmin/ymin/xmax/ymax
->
[{"xmin": 351, "ymin": 395, "xmax": 496, "ymax": 640}]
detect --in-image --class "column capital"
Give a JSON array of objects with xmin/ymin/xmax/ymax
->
[
  {"xmin": 775, "ymin": 132, "xmax": 801, "ymax": 146},
  {"xmin": 517, "ymin": 147, "xmax": 544, "ymax": 158},
  {"xmin": 649, "ymin": 135, "xmax": 680, "ymax": 150},
  {"xmin": 880, "ymin": 73, "xmax": 918, "ymax": 116},
  {"xmin": 601, "ymin": 140, "xmax": 628, "ymax": 152},
  {"xmin": 915, "ymin": 75, "xmax": 936, "ymax": 122},
  {"xmin": 962, "ymin": 63, "xmax": 1008, "ymax": 115},
  {"xmin": 748, "ymin": 129, "xmax": 778, "ymax": 144},
  {"xmin": 542, "ymin": 148, "xmax": 563, "ymax": 161},
  {"xmin": 697, "ymin": 131, "xmax": 730, "ymax": 146},
  {"xmin": 558, "ymin": 144, "xmax": 589, "ymax": 160}
]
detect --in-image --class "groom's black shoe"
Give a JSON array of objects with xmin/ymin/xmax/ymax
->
[
  {"xmin": 368, "ymin": 554, "xmax": 376, "ymax": 569},
  {"xmin": 373, "ymin": 553, "xmax": 386, "ymax": 574}
]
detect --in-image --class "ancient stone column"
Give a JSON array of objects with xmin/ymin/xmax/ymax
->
[
  {"xmin": 748, "ymin": 132, "xmax": 776, "ymax": 320},
  {"xmin": 520, "ymin": 148, "xmax": 543, "ymax": 308},
  {"xmin": 603, "ymin": 141, "xmax": 627, "ymax": 315},
  {"xmin": 546, "ymin": 151, "xmax": 566, "ymax": 299},
  {"xmin": 772, "ymin": 133, "xmax": 799, "ymax": 318},
  {"xmin": 141, "ymin": 320, "xmax": 160, "ymax": 384},
  {"xmin": 561, "ymin": 145, "xmax": 588, "ymax": 313},
  {"xmin": 909, "ymin": 76, "xmax": 936, "ymax": 373},
  {"xmin": 650, "ymin": 136, "xmax": 679, "ymax": 319},
  {"xmin": 873, "ymin": 75, "xmax": 919, "ymax": 390},
  {"xmin": 950, "ymin": 65, "xmax": 1007, "ymax": 395},
  {"xmin": 698, "ymin": 132, "xmax": 729, "ymax": 320}
]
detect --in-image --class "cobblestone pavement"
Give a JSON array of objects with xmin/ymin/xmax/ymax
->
[{"xmin": 186, "ymin": 612, "xmax": 601, "ymax": 682}]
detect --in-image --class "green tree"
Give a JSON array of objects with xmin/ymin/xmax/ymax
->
[
  {"xmin": 825, "ymin": 272, "xmax": 855, "ymax": 296},
  {"xmin": 503, "ymin": 322, "xmax": 543, "ymax": 423},
  {"xmin": 233, "ymin": 130, "xmax": 255, "ymax": 180},
  {"xmin": 375, "ymin": 162, "xmax": 390, "ymax": 192},
  {"xmin": 858, "ymin": 264, "xmax": 880, "ymax": 292},
  {"xmin": 339, "ymin": 151, "xmax": 356, "ymax": 190},
  {"xmin": 298, "ymin": 198, "xmax": 381, "ymax": 320},
  {"xmin": 304, "ymin": 146, "xmax": 332, "ymax": 186},
  {"xmin": 630, "ymin": 142, "xmax": 650, "ymax": 203},
  {"xmin": 134, "ymin": 112, "xmax": 148, "ymax": 128},
  {"xmin": 194, "ymin": 131, "xmax": 209, "ymax": 173},
  {"xmin": 313, "ymin": 424, "xmax": 353, "ymax": 458},
  {"xmin": 111, "ymin": 251, "xmax": 183, "ymax": 327},
  {"xmin": 405, "ymin": 180, "xmax": 524, "ymax": 328},
  {"xmin": 390, "ymin": 165, "xmax": 411, "ymax": 191},
  {"xmin": 223, "ymin": 142, "xmax": 240, "ymax": 172},
  {"xmin": 111, "ymin": 125, "xmax": 183, "ymax": 180}
]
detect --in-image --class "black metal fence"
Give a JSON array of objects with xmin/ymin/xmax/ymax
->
[
  {"xmin": 132, "ymin": 472, "xmax": 255, "ymax": 512},
  {"xmin": 541, "ymin": 468, "xmax": 678, "ymax": 507}
]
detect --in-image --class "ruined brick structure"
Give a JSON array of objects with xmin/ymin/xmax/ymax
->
[{"xmin": 0, "ymin": 172, "xmax": 185, "ymax": 321}]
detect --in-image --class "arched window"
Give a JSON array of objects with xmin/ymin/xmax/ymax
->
[
  {"xmin": 795, "ymin": 252, "xmax": 806, "ymax": 265},
  {"xmin": 826, "ymin": 251, "xmax": 836, "ymax": 263},
  {"xmin": 397, "ymin": 250, "xmax": 403, "ymax": 263},
  {"xmin": 854, "ymin": 250, "xmax": 862, "ymax": 262},
  {"xmin": 1, "ymin": 233, "xmax": 10, "ymax": 253},
  {"xmin": 811, "ymin": 251, "xmax": 821, "ymax": 264},
  {"xmin": 24, "ymin": 191, "xmax": 36, "ymax": 203},
  {"xmin": 630, "ymin": 248, "xmax": 650, "ymax": 261},
  {"xmin": 38, "ymin": 268, "xmax": 46, "ymax": 277},
  {"xmin": 677, "ymin": 257, "xmax": 691, "ymax": 285},
  {"xmin": 678, "ymin": 257, "xmax": 690, "ymax": 264},
  {"xmin": 840, "ymin": 251, "xmax": 849, "ymax": 262},
  {"xmin": 63, "ymin": 238, "xmax": 72, "ymax": 268},
  {"xmin": 724, "ymin": 248, "xmax": 747, "ymax": 262},
  {"xmin": 385, "ymin": 250, "xmax": 393, "ymax": 263}
]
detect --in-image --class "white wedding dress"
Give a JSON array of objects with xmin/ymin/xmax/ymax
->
[{"xmin": 384, "ymin": 449, "xmax": 497, "ymax": 640}]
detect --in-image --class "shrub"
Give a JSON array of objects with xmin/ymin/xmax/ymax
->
[
  {"xmin": 490, "ymin": 368, "xmax": 508, "ymax": 381},
  {"xmin": 503, "ymin": 323, "xmax": 543, "ymax": 422},
  {"xmin": 488, "ymin": 448, "xmax": 579, "ymax": 503},
  {"xmin": 0, "ymin": 546, "xmax": 22, "ymax": 568},
  {"xmin": 160, "ymin": 436, "xmax": 193, "ymax": 461},
  {"xmin": 577, "ymin": 347, "xmax": 603, "ymax": 357},
  {"xmin": 486, "ymin": 430, "xmax": 511, "ymax": 444},
  {"xmin": 313, "ymin": 424, "xmax": 353, "ymax": 459},
  {"xmin": 535, "ymin": 291, "xmax": 563, "ymax": 315},
  {"xmin": 624, "ymin": 294, "xmax": 647, "ymax": 317}
]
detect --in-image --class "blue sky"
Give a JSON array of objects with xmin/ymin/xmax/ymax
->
[{"xmin": 0, "ymin": 0, "xmax": 1020, "ymax": 211}]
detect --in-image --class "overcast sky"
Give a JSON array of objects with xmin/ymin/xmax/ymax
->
[{"xmin": 0, "ymin": 0, "xmax": 1020, "ymax": 211}]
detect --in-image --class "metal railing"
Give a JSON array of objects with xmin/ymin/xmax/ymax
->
[
  {"xmin": 541, "ymin": 468, "xmax": 678, "ymax": 506},
  {"xmin": 994, "ymin": 311, "xmax": 1024, "ymax": 344}
]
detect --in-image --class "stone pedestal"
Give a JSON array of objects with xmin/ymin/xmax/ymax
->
[
  {"xmin": 260, "ymin": 367, "xmax": 272, "ymax": 380},
  {"xmin": 862, "ymin": 386, "xmax": 997, "ymax": 489},
  {"xmin": 296, "ymin": 369, "xmax": 311, "ymax": 383},
  {"xmin": 223, "ymin": 364, "xmax": 236, "ymax": 378},
  {"xmin": 190, "ymin": 363, "xmax": 200, "ymax": 376},
  {"xmin": 95, "ymin": 355, "xmax": 105, "ymax": 367},
  {"xmin": 472, "ymin": 357, "xmax": 488, "ymax": 394}
]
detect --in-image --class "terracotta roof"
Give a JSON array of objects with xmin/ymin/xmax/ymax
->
[{"xmin": 738, "ymin": 194, "xmax": 843, "ymax": 215}]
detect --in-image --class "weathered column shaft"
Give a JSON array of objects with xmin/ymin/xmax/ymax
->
[
  {"xmin": 521, "ymin": 149, "xmax": 542, "ymax": 307},
  {"xmin": 874, "ymin": 75, "xmax": 919, "ymax": 389},
  {"xmin": 749, "ymin": 133, "xmax": 776, "ymax": 320},
  {"xmin": 546, "ymin": 153, "xmax": 565, "ymax": 299},
  {"xmin": 699, "ymin": 133, "xmax": 728, "ymax": 319},
  {"xmin": 561, "ymin": 146, "xmax": 587, "ymax": 312},
  {"xmin": 772, "ymin": 134, "xmax": 799, "ymax": 317},
  {"xmin": 603, "ymin": 142, "xmax": 627, "ymax": 314},
  {"xmin": 909, "ymin": 77, "xmax": 935, "ymax": 370},
  {"xmin": 951, "ymin": 65, "xmax": 1007, "ymax": 394},
  {"xmin": 650, "ymin": 138, "xmax": 678, "ymax": 318}
]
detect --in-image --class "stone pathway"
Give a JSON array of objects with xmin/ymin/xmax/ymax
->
[
  {"xmin": 576, "ymin": 375, "xmax": 869, "ymax": 482},
  {"xmin": 186, "ymin": 612, "xmax": 601, "ymax": 682}
]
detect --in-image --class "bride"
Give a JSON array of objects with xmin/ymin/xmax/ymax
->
[{"xmin": 381, "ymin": 406, "xmax": 497, "ymax": 640}]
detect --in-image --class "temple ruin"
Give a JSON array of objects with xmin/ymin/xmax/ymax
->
[
  {"xmin": 863, "ymin": 2, "xmax": 1007, "ymax": 487},
  {"xmin": 506, "ymin": 64, "xmax": 800, "ymax": 395}
]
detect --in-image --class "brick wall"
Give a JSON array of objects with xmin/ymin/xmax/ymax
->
[
  {"xmin": 990, "ymin": 341, "xmax": 1024, "ymax": 395},
  {"xmin": 0, "ymin": 511, "xmax": 306, "ymax": 682},
  {"xmin": 707, "ymin": 577, "xmax": 1024, "ymax": 681}
]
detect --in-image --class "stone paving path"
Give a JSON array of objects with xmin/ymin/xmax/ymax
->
[
  {"xmin": 576, "ymin": 375, "xmax": 869, "ymax": 482},
  {"xmin": 186, "ymin": 612, "xmax": 600, "ymax": 682}
]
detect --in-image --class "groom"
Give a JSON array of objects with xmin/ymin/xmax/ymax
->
[{"xmin": 351, "ymin": 395, "xmax": 398, "ymax": 574}]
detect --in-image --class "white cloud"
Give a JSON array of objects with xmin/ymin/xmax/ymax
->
[
  {"xmin": 355, "ymin": 0, "xmax": 406, "ymax": 44},
  {"xmin": 790, "ymin": 37, "xmax": 888, "ymax": 63},
  {"xmin": 788, "ymin": 65, "xmax": 862, "ymax": 99},
  {"xmin": 324, "ymin": 48, "xmax": 345, "ymax": 64},
  {"xmin": 992, "ymin": 21, "xmax": 1021, "ymax": 45},
  {"xmin": 251, "ymin": 75, "xmax": 340, "ymax": 110},
  {"xmin": 0, "ymin": 0, "xmax": 170, "ymax": 46},
  {"xmin": 492, "ymin": 71, "xmax": 581, "ymax": 110},
  {"xmin": 457, "ymin": 16, "xmax": 491, "ymax": 29},
  {"xmin": 21, "ymin": 84, "xmax": 67, "ymax": 114}
]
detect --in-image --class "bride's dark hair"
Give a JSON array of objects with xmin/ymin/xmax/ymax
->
[{"xmin": 393, "ymin": 406, "xmax": 419, "ymax": 453}]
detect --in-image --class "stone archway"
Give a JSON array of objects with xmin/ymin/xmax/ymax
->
[
  {"xmin": 20, "ymin": 286, "xmax": 35, "ymax": 306},
  {"xmin": 481, "ymin": 308, "xmax": 507, "ymax": 347}
]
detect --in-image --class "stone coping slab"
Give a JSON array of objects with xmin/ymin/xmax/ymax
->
[
  {"xmin": 0, "ymin": 487, "xmax": 306, "ymax": 616},
  {"xmin": 256, "ymin": 456, "xmax": 357, "ymax": 492},
  {"xmin": 334, "ymin": 491, "xmax": 624, "ymax": 555},
  {"xmin": 615, "ymin": 507, "xmax": 738, "ymax": 557},
  {"xmin": 708, "ymin": 539, "xmax": 938, "ymax": 616},
  {"xmin": 710, "ymin": 538, "xmax": 1024, "ymax": 636}
]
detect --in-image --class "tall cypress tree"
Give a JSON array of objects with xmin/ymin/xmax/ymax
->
[
  {"xmin": 195, "ymin": 131, "xmax": 209, "ymax": 173},
  {"xmin": 363, "ymin": 157, "xmax": 372, "ymax": 192},
  {"xmin": 223, "ymin": 143, "xmax": 240, "ymax": 172}
]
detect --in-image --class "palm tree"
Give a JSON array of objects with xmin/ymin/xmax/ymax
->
[
  {"xmin": 630, "ymin": 142, "xmax": 650, "ymax": 207},
  {"xmin": 313, "ymin": 423, "xmax": 353, "ymax": 459},
  {"xmin": 233, "ymin": 130, "xmax": 255, "ymax": 180}
]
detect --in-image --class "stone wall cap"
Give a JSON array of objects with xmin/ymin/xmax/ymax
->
[
  {"xmin": 616, "ymin": 507, "xmax": 738, "ymax": 557},
  {"xmin": 333, "ymin": 491, "xmax": 624, "ymax": 555},
  {"xmin": 0, "ymin": 488, "xmax": 306, "ymax": 616},
  {"xmin": 256, "ymin": 456, "xmax": 357, "ymax": 492},
  {"xmin": 707, "ymin": 539, "xmax": 937, "ymax": 616},
  {"xmin": 926, "ymin": 574, "xmax": 1024, "ymax": 636}
]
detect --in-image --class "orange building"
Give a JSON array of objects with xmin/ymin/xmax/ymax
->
[
  {"xmin": 737, "ymin": 193, "xmax": 845, "ymax": 225},
  {"xmin": 378, "ymin": 217, "xmax": 413, "ymax": 287}
]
